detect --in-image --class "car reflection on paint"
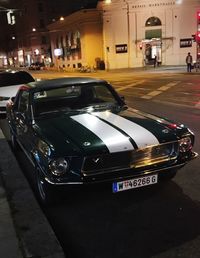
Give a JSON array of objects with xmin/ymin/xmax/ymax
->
[{"xmin": 6, "ymin": 77, "xmax": 198, "ymax": 205}]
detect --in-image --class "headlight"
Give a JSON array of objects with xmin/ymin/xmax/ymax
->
[
  {"xmin": 49, "ymin": 158, "xmax": 69, "ymax": 176},
  {"xmin": 179, "ymin": 137, "xmax": 192, "ymax": 153},
  {"xmin": 38, "ymin": 140, "xmax": 51, "ymax": 157}
]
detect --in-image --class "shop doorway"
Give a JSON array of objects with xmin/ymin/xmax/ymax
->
[
  {"xmin": 144, "ymin": 17, "xmax": 162, "ymax": 66},
  {"xmin": 144, "ymin": 39, "xmax": 162, "ymax": 66}
]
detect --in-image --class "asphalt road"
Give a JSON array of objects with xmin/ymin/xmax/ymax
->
[{"xmin": 1, "ymin": 70, "xmax": 200, "ymax": 258}]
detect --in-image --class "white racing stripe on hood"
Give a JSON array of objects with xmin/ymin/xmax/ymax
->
[
  {"xmin": 71, "ymin": 113, "xmax": 134, "ymax": 153},
  {"xmin": 93, "ymin": 111, "xmax": 159, "ymax": 148}
]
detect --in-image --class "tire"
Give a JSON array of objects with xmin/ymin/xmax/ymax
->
[
  {"xmin": 10, "ymin": 132, "xmax": 19, "ymax": 152},
  {"xmin": 35, "ymin": 167, "xmax": 57, "ymax": 206}
]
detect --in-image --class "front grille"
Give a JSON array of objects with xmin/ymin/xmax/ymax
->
[
  {"xmin": 82, "ymin": 141, "xmax": 179, "ymax": 175},
  {"xmin": 130, "ymin": 142, "xmax": 178, "ymax": 168}
]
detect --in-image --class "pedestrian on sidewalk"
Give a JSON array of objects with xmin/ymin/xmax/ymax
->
[
  {"xmin": 186, "ymin": 52, "xmax": 193, "ymax": 72},
  {"xmin": 153, "ymin": 55, "xmax": 157, "ymax": 68}
]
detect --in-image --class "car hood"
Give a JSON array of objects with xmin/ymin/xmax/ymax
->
[{"xmin": 34, "ymin": 108, "xmax": 184, "ymax": 156}]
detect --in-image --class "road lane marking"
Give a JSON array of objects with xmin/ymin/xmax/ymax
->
[
  {"xmin": 147, "ymin": 90, "xmax": 162, "ymax": 96},
  {"xmin": 158, "ymin": 86, "xmax": 171, "ymax": 91},
  {"xmin": 117, "ymin": 80, "xmax": 146, "ymax": 92},
  {"xmin": 164, "ymin": 82, "xmax": 180, "ymax": 87},
  {"xmin": 141, "ymin": 81, "xmax": 181, "ymax": 99}
]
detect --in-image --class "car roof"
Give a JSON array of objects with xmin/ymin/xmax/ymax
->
[
  {"xmin": 0, "ymin": 70, "xmax": 34, "ymax": 87},
  {"xmin": 27, "ymin": 77, "xmax": 108, "ymax": 91}
]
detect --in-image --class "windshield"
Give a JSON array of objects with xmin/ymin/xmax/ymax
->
[
  {"xmin": 0, "ymin": 71, "xmax": 34, "ymax": 87},
  {"xmin": 33, "ymin": 83, "xmax": 121, "ymax": 116}
]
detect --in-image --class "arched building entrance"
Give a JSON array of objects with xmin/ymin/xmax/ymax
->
[{"xmin": 143, "ymin": 16, "xmax": 162, "ymax": 65}]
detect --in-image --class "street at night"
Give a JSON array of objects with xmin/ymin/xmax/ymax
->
[{"xmin": 1, "ymin": 68, "xmax": 200, "ymax": 258}]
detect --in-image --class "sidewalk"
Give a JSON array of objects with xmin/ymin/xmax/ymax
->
[
  {"xmin": 100, "ymin": 65, "xmax": 197, "ymax": 74},
  {"xmin": 52, "ymin": 65, "xmax": 189, "ymax": 74},
  {"xmin": 42, "ymin": 64, "xmax": 200, "ymax": 77},
  {"xmin": 5, "ymin": 64, "xmax": 200, "ymax": 77},
  {"xmin": 0, "ymin": 129, "xmax": 22, "ymax": 258},
  {"xmin": 0, "ymin": 141, "xmax": 22, "ymax": 258},
  {"xmin": 0, "ymin": 129, "xmax": 65, "ymax": 258}
]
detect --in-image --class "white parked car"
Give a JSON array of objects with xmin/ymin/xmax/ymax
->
[{"xmin": 0, "ymin": 70, "xmax": 35, "ymax": 116}]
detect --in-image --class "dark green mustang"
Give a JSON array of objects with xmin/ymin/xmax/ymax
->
[{"xmin": 7, "ymin": 77, "xmax": 198, "ymax": 204}]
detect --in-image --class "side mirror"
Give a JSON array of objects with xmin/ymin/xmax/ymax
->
[
  {"xmin": 11, "ymin": 96, "xmax": 15, "ymax": 103},
  {"xmin": 7, "ymin": 96, "xmax": 15, "ymax": 108}
]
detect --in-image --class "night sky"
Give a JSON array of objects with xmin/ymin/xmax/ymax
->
[
  {"xmin": 47, "ymin": 0, "xmax": 99, "ymax": 18},
  {"xmin": 53, "ymin": 0, "xmax": 99, "ymax": 11},
  {"xmin": 0, "ymin": 0, "xmax": 99, "ymax": 12}
]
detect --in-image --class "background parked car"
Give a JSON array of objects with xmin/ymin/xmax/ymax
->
[
  {"xmin": 28, "ymin": 62, "xmax": 45, "ymax": 70},
  {"xmin": 0, "ymin": 70, "xmax": 35, "ymax": 116}
]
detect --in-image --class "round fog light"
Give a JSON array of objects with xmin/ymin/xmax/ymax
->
[
  {"xmin": 49, "ymin": 158, "xmax": 69, "ymax": 176},
  {"xmin": 179, "ymin": 137, "xmax": 192, "ymax": 153}
]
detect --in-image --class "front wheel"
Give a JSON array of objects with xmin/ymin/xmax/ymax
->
[
  {"xmin": 10, "ymin": 132, "xmax": 19, "ymax": 152},
  {"xmin": 35, "ymin": 167, "xmax": 57, "ymax": 206}
]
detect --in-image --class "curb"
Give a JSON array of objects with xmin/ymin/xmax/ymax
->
[{"xmin": 0, "ymin": 129, "xmax": 65, "ymax": 258}]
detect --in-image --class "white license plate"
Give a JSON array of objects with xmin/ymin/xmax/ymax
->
[{"xmin": 112, "ymin": 174, "xmax": 158, "ymax": 193}]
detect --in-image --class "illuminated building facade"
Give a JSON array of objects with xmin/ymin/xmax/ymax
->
[
  {"xmin": 47, "ymin": 9, "xmax": 104, "ymax": 70},
  {"xmin": 98, "ymin": 0, "xmax": 200, "ymax": 69}
]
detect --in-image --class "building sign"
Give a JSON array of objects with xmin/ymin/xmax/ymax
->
[
  {"xmin": 115, "ymin": 44, "xmax": 128, "ymax": 53},
  {"xmin": 180, "ymin": 38, "xmax": 192, "ymax": 48}
]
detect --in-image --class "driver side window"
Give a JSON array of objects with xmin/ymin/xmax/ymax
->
[{"xmin": 18, "ymin": 90, "xmax": 29, "ymax": 114}]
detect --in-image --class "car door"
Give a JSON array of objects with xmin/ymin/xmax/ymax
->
[{"xmin": 13, "ymin": 89, "xmax": 34, "ymax": 156}]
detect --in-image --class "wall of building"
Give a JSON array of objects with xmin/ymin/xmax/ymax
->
[
  {"xmin": 98, "ymin": 0, "xmax": 199, "ymax": 69},
  {"xmin": 48, "ymin": 9, "xmax": 104, "ymax": 70},
  {"xmin": 82, "ymin": 21, "xmax": 104, "ymax": 68}
]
